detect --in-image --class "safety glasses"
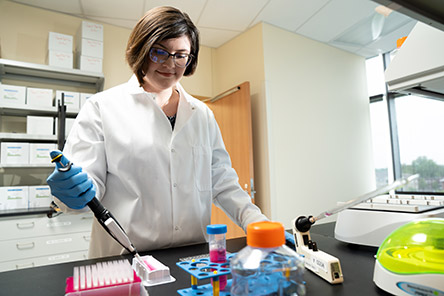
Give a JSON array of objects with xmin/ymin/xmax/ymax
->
[{"xmin": 149, "ymin": 47, "xmax": 193, "ymax": 68}]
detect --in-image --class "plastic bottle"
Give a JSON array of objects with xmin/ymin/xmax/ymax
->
[
  {"xmin": 230, "ymin": 221, "xmax": 306, "ymax": 296},
  {"xmin": 207, "ymin": 224, "xmax": 227, "ymax": 290}
]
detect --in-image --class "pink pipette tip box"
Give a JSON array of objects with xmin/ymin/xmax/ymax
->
[
  {"xmin": 65, "ymin": 259, "xmax": 148, "ymax": 296},
  {"xmin": 132, "ymin": 255, "xmax": 176, "ymax": 286}
]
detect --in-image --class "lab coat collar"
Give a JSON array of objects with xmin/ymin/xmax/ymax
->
[
  {"xmin": 173, "ymin": 82, "xmax": 196, "ymax": 137},
  {"xmin": 126, "ymin": 75, "xmax": 196, "ymax": 136},
  {"xmin": 127, "ymin": 75, "xmax": 148, "ymax": 95}
]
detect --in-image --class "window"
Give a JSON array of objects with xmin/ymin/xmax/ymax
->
[
  {"xmin": 395, "ymin": 95, "xmax": 444, "ymax": 193},
  {"xmin": 369, "ymin": 99, "xmax": 391, "ymax": 188},
  {"xmin": 366, "ymin": 55, "xmax": 392, "ymax": 188},
  {"xmin": 366, "ymin": 53, "xmax": 444, "ymax": 194},
  {"xmin": 365, "ymin": 55, "xmax": 385, "ymax": 97}
]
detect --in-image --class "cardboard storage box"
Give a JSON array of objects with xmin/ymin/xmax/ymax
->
[
  {"xmin": 0, "ymin": 186, "xmax": 29, "ymax": 210},
  {"xmin": 78, "ymin": 21, "xmax": 103, "ymax": 41},
  {"xmin": 28, "ymin": 186, "xmax": 52, "ymax": 208},
  {"xmin": 55, "ymin": 90, "xmax": 80, "ymax": 112},
  {"xmin": 77, "ymin": 54, "xmax": 102, "ymax": 73},
  {"xmin": 26, "ymin": 116, "xmax": 54, "ymax": 135},
  {"xmin": 29, "ymin": 143, "xmax": 57, "ymax": 164},
  {"xmin": 76, "ymin": 38, "xmax": 103, "ymax": 58},
  {"xmin": 47, "ymin": 50, "xmax": 73, "ymax": 69},
  {"xmin": 1, "ymin": 142, "xmax": 29, "ymax": 164},
  {"xmin": 0, "ymin": 84, "xmax": 26, "ymax": 106},
  {"xmin": 26, "ymin": 87, "xmax": 53, "ymax": 107},
  {"xmin": 54, "ymin": 117, "xmax": 76, "ymax": 138},
  {"xmin": 48, "ymin": 32, "xmax": 73, "ymax": 53},
  {"xmin": 80, "ymin": 92, "xmax": 94, "ymax": 109}
]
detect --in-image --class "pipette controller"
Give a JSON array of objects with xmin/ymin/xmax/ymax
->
[{"xmin": 50, "ymin": 151, "xmax": 145, "ymax": 265}]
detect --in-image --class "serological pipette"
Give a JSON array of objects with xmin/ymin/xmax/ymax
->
[
  {"xmin": 50, "ymin": 150, "xmax": 147, "ymax": 269},
  {"xmin": 303, "ymin": 174, "xmax": 419, "ymax": 226}
]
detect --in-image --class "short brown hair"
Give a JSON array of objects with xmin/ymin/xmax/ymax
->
[{"xmin": 126, "ymin": 6, "xmax": 200, "ymax": 86}]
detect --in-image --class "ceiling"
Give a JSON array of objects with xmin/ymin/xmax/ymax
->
[{"xmin": 10, "ymin": 0, "xmax": 417, "ymax": 58}]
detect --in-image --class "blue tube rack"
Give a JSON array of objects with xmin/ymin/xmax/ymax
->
[{"xmin": 176, "ymin": 253, "xmax": 236, "ymax": 295}]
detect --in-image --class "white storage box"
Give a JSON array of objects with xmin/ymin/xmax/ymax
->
[
  {"xmin": 28, "ymin": 186, "xmax": 52, "ymax": 208},
  {"xmin": 54, "ymin": 118, "xmax": 76, "ymax": 138},
  {"xmin": 77, "ymin": 54, "xmax": 102, "ymax": 73},
  {"xmin": 0, "ymin": 84, "xmax": 26, "ymax": 105},
  {"xmin": 48, "ymin": 32, "xmax": 73, "ymax": 53},
  {"xmin": 0, "ymin": 186, "xmax": 29, "ymax": 210},
  {"xmin": 26, "ymin": 116, "xmax": 54, "ymax": 135},
  {"xmin": 47, "ymin": 50, "xmax": 73, "ymax": 69},
  {"xmin": 80, "ymin": 92, "xmax": 94, "ymax": 109},
  {"xmin": 29, "ymin": 143, "xmax": 56, "ymax": 164},
  {"xmin": 76, "ymin": 38, "xmax": 103, "ymax": 58},
  {"xmin": 26, "ymin": 87, "xmax": 53, "ymax": 107},
  {"xmin": 78, "ymin": 21, "xmax": 103, "ymax": 41},
  {"xmin": 55, "ymin": 90, "xmax": 80, "ymax": 112},
  {"xmin": 66, "ymin": 118, "xmax": 75, "ymax": 136},
  {"xmin": 1, "ymin": 142, "xmax": 29, "ymax": 164}
]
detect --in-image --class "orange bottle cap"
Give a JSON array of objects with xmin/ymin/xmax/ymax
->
[{"xmin": 247, "ymin": 221, "xmax": 285, "ymax": 248}]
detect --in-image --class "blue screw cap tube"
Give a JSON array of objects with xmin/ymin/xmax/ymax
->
[{"xmin": 207, "ymin": 224, "xmax": 227, "ymax": 290}]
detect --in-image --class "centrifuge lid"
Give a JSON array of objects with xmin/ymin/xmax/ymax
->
[{"xmin": 376, "ymin": 218, "xmax": 444, "ymax": 274}]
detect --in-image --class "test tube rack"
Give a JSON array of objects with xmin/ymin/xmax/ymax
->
[{"xmin": 176, "ymin": 253, "xmax": 236, "ymax": 296}]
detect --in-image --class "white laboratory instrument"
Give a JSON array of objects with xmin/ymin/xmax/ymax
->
[
  {"xmin": 292, "ymin": 174, "xmax": 419, "ymax": 284},
  {"xmin": 334, "ymin": 195, "xmax": 444, "ymax": 247}
]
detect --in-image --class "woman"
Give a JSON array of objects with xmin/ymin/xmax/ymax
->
[{"xmin": 47, "ymin": 6, "xmax": 291, "ymax": 258}]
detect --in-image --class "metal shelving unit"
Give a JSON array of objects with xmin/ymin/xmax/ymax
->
[
  {"xmin": 0, "ymin": 60, "xmax": 99, "ymax": 270},
  {"xmin": 0, "ymin": 132, "xmax": 57, "ymax": 141},
  {"xmin": 0, "ymin": 58, "xmax": 104, "ymax": 144},
  {"xmin": 0, "ymin": 58, "xmax": 104, "ymax": 92}
]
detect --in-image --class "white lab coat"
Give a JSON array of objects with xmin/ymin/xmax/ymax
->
[{"xmin": 60, "ymin": 75, "xmax": 267, "ymax": 258}]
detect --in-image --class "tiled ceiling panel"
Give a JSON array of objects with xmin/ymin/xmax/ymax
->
[
  {"xmin": 80, "ymin": 0, "xmax": 144, "ymax": 20},
  {"xmin": 13, "ymin": 0, "xmax": 83, "ymax": 14},
  {"xmin": 143, "ymin": 0, "xmax": 207, "ymax": 23},
  {"xmin": 86, "ymin": 16, "xmax": 139, "ymax": 30},
  {"xmin": 198, "ymin": 27, "xmax": 241, "ymax": 48},
  {"xmin": 197, "ymin": 0, "xmax": 269, "ymax": 31},
  {"xmin": 296, "ymin": 0, "xmax": 379, "ymax": 43},
  {"xmin": 250, "ymin": 0, "xmax": 330, "ymax": 32}
]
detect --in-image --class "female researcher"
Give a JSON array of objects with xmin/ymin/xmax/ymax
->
[{"xmin": 47, "ymin": 6, "xmax": 293, "ymax": 258}]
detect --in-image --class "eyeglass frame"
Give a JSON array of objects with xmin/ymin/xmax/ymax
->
[{"xmin": 148, "ymin": 47, "xmax": 193, "ymax": 68}]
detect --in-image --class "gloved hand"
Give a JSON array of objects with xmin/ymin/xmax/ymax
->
[
  {"xmin": 285, "ymin": 231, "xmax": 296, "ymax": 248},
  {"xmin": 46, "ymin": 151, "xmax": 96, "ymax": 210}
]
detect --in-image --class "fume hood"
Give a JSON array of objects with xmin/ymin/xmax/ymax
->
[{"xmin": 384, "ymin": 21, "xmax": 444, "ymax": 100}]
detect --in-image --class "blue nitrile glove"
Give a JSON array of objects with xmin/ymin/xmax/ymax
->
[
  {"xmin": 285, "ymin": 231, "xmax": 296, "ymax": 248},
  {"xmin": 46, "ymin": 150, "xmax": 96, "ymax": 210}
]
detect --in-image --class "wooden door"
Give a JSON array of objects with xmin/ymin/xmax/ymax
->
[{"xmin": 203, "ymin": 81, "xmax": 255, "ymax": 239}]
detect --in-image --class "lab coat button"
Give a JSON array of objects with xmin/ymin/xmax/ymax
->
[
  {"xmin": 171, "ymin": 148, "xmax": 175, "ymax": 153},
  {"xmin": 173, "ymin": 183, "xmax": 177, "ymax": 187},
  {"xmin": 175, "ymin": 226, "xmax": 179, "ymax": 230}
]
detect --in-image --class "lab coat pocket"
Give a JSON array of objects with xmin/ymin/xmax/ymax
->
[{"xmin": 193, "ymin": 145, "xmax": 211, "ymax": 191}]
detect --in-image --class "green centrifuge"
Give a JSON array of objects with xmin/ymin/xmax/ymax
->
[{"xmin": 373, "ymin": 218, "xmax": 444, "ymax": 296}]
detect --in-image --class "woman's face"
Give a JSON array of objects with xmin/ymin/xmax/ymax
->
[{"xmin": 143, "ymin": 35, "xmax": 191, "ymax": 92}]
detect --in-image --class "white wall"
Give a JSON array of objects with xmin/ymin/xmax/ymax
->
[
  {"xmin": 181, "ymin": 46, "xmax": 214, "ymax": 98},
  {"xmin": 262, "ymin": 23, "xmax": 376, "ymax": 227}
]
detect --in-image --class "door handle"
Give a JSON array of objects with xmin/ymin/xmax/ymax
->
[{"xmin": 250, "ymin": 178, "xmax": 256, "ymax": 199}]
